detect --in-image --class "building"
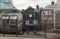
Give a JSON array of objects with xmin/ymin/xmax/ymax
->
[
  {"xmin": 0, "ymin": 0, "xmax": 16, "ymax": 24},
  {"xmin": 0, "ymin": 0, "xmax": 23, "ymax": 33},
  {"xmin": 41, "ymin": 9, "xmax": 54, "ymax": 30},
  {"xmin": 21, "ymin": 5, "xmax": 42, "ymax": 31},
  {"xmin": 41, "ymin": 1, "xmax": 60, "ymax": 30}
]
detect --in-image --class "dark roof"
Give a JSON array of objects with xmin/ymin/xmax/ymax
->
[{"xmin": 26, "ymin": 6, "xmax": 34, "ymax": 11}]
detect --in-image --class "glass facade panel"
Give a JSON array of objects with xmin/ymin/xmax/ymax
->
[
  {"xmin": 0, "ymin": 0, "xmax": 8, "ymax": 2},
  {"xmin": 0, "ymin": 3, "xmax": 15, "ymax": 9},
  {"xmin": 0, "ymin": 0, "xmax": 15, "ymax": 9}
]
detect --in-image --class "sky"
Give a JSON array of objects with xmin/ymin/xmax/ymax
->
[{"xmin": 12, "ymin": 0, "xmax": 57, "ymax": 10}]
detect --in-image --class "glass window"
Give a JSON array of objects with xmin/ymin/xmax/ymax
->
[
  {"xmin": 43, "ymin": 11, "xmax": 53, "ymax": 15},
  {"xmin": 0, "ymin": 3, "xmax": 15, "ymax": 9},
  {"xmin": 43, "ymin": 11, "xmax": 48, "ymax": 15},
  {"xmin": 45, "ymin": 11, "xmax": 48, "ymax": 15},
  {"xmin": 34, "ymin": 20, "xmax": 38, "ymax": 25},
  {"xmin": 0, "ymin": 0, "xmax": 15, "ymax": 9},
  {"xmin": 29, "ymin": 20, "xmax": 33, "ymax": 24},
  {"xmin": 25, "ymin": 20, "xmax": 29, "ymax": 25},
  {"xmin": 56, "ymin": 10, "xmax": 60, "ymax": 14},
  {"xmin": 47, "ymin": 11, "xmax": 52, "ymax": 15},
  {"xmin": 0, "ymin": 0, "xmax": 8, "ymax": 2}
]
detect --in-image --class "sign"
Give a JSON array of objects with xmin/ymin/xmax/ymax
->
[
  {"xmin": 2, "ymin": 16, "xmax": 9, "ymax": 19},
  {"xmin": 10, "ymin": 16, "xmax": 17, "ymax": 19}
]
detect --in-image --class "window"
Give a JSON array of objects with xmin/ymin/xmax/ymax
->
[
  {"xmin": 56, "ymin": 10, "xmax": 60, "ymax": 14},
  {"xmin": 25, "ymin": 20, "xmax": 29, "ymax": 25},
  {"xmin": 42, "ymin": 16, "xmax": 47, "ymax": 20},
  {"xmin": 34, "ymin": 20, "xmax": 38, "ymax": 25},
  {"xmin": 49, "ymin": 11, "xmax": 52, "ymax": 15},
  {"xmin": 43, "ymin": 11, "xmax": 53, "ymax": 15},
  {"xmin": 48, "ymin": 17, "xmax": 52, "ymax": 20},
  {"xmin": 43, "ymin": 11, "xmax": 48, "ymax": 15},
  {"xmin": 45, "ymin": 11, "xmax": 48, "ymax": 15},
  {"xmin": 29, "ymin": 20, "xmax": 33, "ymax": 24}
]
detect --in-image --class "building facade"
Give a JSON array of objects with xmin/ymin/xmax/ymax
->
[
  {"xmin": 21, "ymin": 6, "xmax": 42, "ymax": 31},
  {"xmin": 41, "ymin": 1, "xmax": 60, "ymax": 30},
  {"xmin": 0, "ymin": 0, "xmax": 23, "ymax": 32},
  {"xmin": 41, "ymin": 9, "xmax": 54, "ymax": 30}
]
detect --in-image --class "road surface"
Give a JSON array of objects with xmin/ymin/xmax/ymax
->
[{"xmin": 0, "ymin": 33, "xmax": 60, "ymax": 39}]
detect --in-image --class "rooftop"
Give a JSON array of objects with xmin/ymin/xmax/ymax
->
[{"xmin": 45, "ymin": 3, "xmax": 60, "ymax": 10}]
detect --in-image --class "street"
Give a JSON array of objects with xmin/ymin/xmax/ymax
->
[
  {"xmin": 0, "ymin": 34, "xmax": 45, "ymax": 39},
  {"xmin": 0, "ymin": 33, "xmax": 60, "ymax": 39},
  {"xmin": 0, "ymin": 36, "xmax": 44, "ymax": 39}
]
